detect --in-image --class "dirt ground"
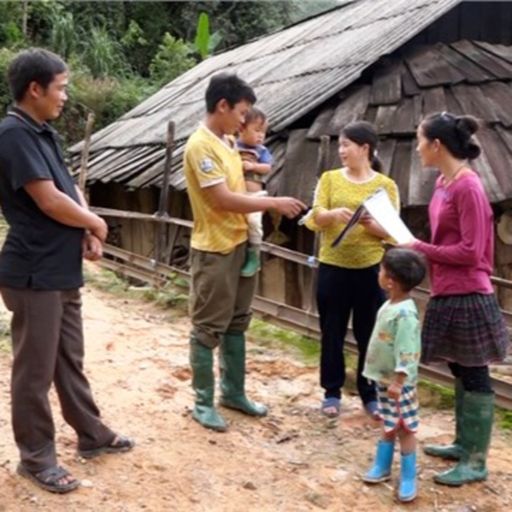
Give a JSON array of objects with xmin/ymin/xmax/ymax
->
[{"xmin": 0, "ymin": 265, "xmax": 511, "ymax": 512}]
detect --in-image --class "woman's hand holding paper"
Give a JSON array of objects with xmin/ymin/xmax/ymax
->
[{"xmin": 331, "ymin": 207, "xmax": 354, "ymax": 224}]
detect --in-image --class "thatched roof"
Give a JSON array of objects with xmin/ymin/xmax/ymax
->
[{"xmin": 68, "ymin": 0, "xmax": 512, "ymax": 206}]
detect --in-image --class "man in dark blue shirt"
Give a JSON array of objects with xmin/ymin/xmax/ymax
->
[{"xmin": 0, "ymin": 48, "xmax": 133, "ymax": 494}]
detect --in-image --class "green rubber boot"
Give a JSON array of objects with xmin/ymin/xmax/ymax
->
[
  {"xmin": 240, "ymin": 246, "xmax": 261, "ymax": 278},
  {"xmin": 434, "ymin": 391, "xmax": 494, "ymax": 486},
  {"xmin": 219, "ymin": 332, "xmax": 268, "ymax": 416},
  {"xmin": 190, "ymin": 337, "xmax": 227, "ymax": 432},
  {"xmin": 424, "ymin": 379, "xmax": 464, "ymax": 460}
]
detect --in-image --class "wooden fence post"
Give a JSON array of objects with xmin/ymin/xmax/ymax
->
[
  {"xmin": 307, "ymin": 135, "xmax": 330, "ymax": 313},
  {"xmin": 154, "ymin": 120, "xmax": 176, "ymax": 263},
  {"xmin": 78, "ymin": 112, "xmax": 95, "ymax": 194}
]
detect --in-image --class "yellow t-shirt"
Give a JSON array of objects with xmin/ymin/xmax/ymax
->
[
  {"xmin": 184, "ymin": 124, "xmax": 248, "ymax": 253},
  {"xmin": 305, "ymin": 168, "xmax": 400, "ymax": 268}
]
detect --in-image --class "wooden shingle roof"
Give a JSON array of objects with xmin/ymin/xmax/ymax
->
[{"xmin": 273, "ymin": 40, "xmax": 512, "ymax": 206}]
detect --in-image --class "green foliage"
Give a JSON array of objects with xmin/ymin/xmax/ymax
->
[
  {"xmin": 203, "ymin": 2, "xmax": 295, "ymax": 50},
  {"xmin": 149, "ymin": 33, "xmax": 196, "ymax": 87},
  {"xmin": 0, "ymin": 1, "xmax": 25, "ymax": 46},
  {"xmin": 121, "ymin": 20, "xmax": 147, "ymax": 48},
  {"xmin": 56, "ymin": 68, "xmax": 155, "ymax": 144},
  {"xmin": 81, "ymin": 26, "xmax": 127, "ymax": 78},
  {"xmin": 208, "ymin": 31, "xmax": 223, "ymax": 56},
  {"xmin": 83, "ymin": 267, "xmax": 131, "ymax": 295},
  {"xmin": 248, "ymin": 318, "xmax": 320, "ymax": 364},
  {"xmin": 49, "ymin": 11, "xmax": 78, "ymax": 60},
  {"xmin": 0, "ymin": 48, "xmax": 17, "ymax": 116},
  {"xmin": 142, "ymin": 279, "xmax": 188, "ymax": 310},
  {"xmin": 1, "ymin": 21, "xmax": 25, "ymax": 47},
  {"xmin": 0, "ymin": 0, "xmax": 338, "ymax": 141},
  {"xmin": 66, "ymin": 1, "xmax": 126, "ymax": 38},
  {"xmin": 418, "ymin": 380, "xmax": 455, "ymax": 409},
  {"xmin": 194, "ymin": 12, "xmax": 210, "ymax": 60},
  {"xmin": 27, "ymin": 0, "xmax": 63, "ymax": 45},
  {"xmin": 498, "ymin": 409, "xmax": 512, "ymax": 431},
  {"xmin": 84, "ymin": 266, "xmax": 188, "ymax": 312},
  {"xmin": 0, "ymin": 0, "xmax": 325, "ymax": 77},
  {"xmin": 194, "ymin": 12, "xmax": 222, "ymax": 60},
  {"xmin": 120, "ymin": 20, "xmax": 149, "ymax": 76}
]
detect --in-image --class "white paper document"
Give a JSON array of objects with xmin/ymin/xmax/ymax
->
[{"xmin": 331, "ymin": 188, "xmax": 414, "ymax": 247}]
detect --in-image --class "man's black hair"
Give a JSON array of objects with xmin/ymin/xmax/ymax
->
[
  {"xmin": 205, "ymin": 73, "xmax": 256, "ymax": 113},
  {"xmin": 382, "ymin": 248, "xmax": 427, "ymax": 292},
  {"xmin": 7, "ymin": 48, "xmax": 67, "ymax": 102}
]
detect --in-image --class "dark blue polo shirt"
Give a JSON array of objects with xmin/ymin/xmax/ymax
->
[{"xmin": 0, "ymin": 107, "xmax": 84, "ymax": 290}]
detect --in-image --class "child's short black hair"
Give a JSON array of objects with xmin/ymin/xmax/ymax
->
[
  {"xmin": 382, "ymin": 248, "xmax": 426, "ymax": 292},
  {"xmin": 243, "ymin": 107, "xmax": 267, "ymax": 126},
  {"xmin": 8, "ymin": 48, "xmax": 67, "ymax": 102},
  {"xmin": 205, "ymin": 73, "xmax": 256, "ymax": 113}
]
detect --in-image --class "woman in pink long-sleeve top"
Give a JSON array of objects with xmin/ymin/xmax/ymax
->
[{"xmin": 410, "ymin": 112, "xmax": 509, "ymax": 488}]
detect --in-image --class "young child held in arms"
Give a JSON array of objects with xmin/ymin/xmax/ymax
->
[
  {"xmin": 362, "ymin": 248, "xmax": 426, "ymax": 502},
  {"xmin": 236, "ymin": 107, "xmax": 272, "ymax": 277}
]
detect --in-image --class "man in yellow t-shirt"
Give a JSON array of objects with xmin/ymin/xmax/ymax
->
[
  {"xmin": 185, "ymin": 125, "xmax": 248, "ymax": 254},
  {"xmin": 184, "ymin": 73, "xmax": 305, "ymax": 432}
]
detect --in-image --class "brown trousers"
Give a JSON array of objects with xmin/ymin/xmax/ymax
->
[
  {"xmin": 1, "ymin": 287, "xmax": 114, "ymax": 471},
  {"xmin": 189, "ymin": 242, "xmax": 257, "ymax": 348}
]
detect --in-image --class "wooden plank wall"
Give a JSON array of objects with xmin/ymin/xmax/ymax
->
[{"xmin": 409, "ymin": 2, "xmax": 512, "ymax": 46}]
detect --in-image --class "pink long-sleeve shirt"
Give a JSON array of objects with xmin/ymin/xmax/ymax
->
[{"xmin": 412, "ymin": 172, "xmax": 494, "ymax": 297}]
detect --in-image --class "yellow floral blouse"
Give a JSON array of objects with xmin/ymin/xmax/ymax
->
[{"xmin": 304, "ymin": 168, "xmax": 399, "ymax": 269}]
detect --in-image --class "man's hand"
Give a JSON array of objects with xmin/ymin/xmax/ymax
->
[
  {"xmin": 203, "ymin": 182, "xmax": 305, "ymax": 216},
  {"xmin": 273, "ymin": 197, "xmax": 307, "ymax": 218},
  {"xmin": 82, "ymin": 233, "xmax": 103, "ymax": 261},
  {"xmin": 89, "ymin": 215, "xmax": 108, "ymax": 242}
]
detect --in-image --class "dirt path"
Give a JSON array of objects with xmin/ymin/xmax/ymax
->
[{"xmin": 0, "ymin": 265, "xmax": 511, "ymax": 512}]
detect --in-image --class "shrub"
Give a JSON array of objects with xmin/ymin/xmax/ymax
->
[
  {"xmin": 0, "ymin": 48, "xmax": 17, "ymax": 116},
  {"xmin": 149, "ymin": 32, "xmax": 196, "ymax": 87}
]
